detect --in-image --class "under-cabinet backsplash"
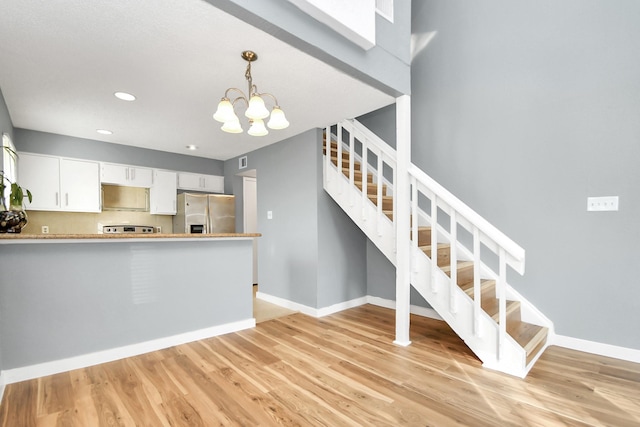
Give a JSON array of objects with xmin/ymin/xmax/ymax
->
[{"xmin": 21, "ymin": 210, "xmax": 173, "ymax": 235}]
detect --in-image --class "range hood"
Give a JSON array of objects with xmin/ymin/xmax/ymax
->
[{"xmin": 101, "ymin": 184, "xmax": 149, "ymax": 212}]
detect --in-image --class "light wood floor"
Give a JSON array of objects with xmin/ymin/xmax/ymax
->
[
  {"xmin": 253, "ymin": 285, "xmax": 297, "ymax": 323},
  {"xmin": 1, "ymin": 304, "xmax": 639, "ymax": 426}
]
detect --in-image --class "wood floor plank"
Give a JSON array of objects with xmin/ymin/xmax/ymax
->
[{"xmin": 1, "ymin": 304, "xmax": 639, "ymax": 426}]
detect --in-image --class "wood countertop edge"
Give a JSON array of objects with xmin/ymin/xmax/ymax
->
[{"xmin": 0, "ymin": 233, "xmax": 261, "ymax": 242}]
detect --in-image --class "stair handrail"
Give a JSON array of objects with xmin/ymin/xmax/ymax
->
[
  {"xmin": 345, "ymin": 119, "xmax": 398, "ymax": 163},
  {"xmin": 407, "ymin": 164, "xmax": 525, "ymax": 275}
]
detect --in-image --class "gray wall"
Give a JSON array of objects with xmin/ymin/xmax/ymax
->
[
  {"xmin": 14, "ymin": 128, "xmax": 224, "ymax": 175},
  {"xmin": 411, "ymin": 0, "xmax": 640, "ymax": 349},
  {"xmin": 205, "ymin": 0, "xmax": 411, "ymax": 96},
  {"xmin": 225, "ymin": 129, "xmax": 367, "ymax": 309},
  {"xmin": 357, "ymin": 104, "xmax": 396, "ymax": 149},
  {"xmin": 0, "ymin": 88, "xmax": 12, "ymax": 376},
  {"xmin": 0, "ymin": 239, "xmax": 253, "ymax": 369}
]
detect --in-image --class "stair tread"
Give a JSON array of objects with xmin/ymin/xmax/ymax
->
[
  {"xmin": 482, "ymin": 298, "xmax": 520, "ymax": 321},
  {"xmin": 459, "ymin": 279, "xmax": 494, "ymax": 295},
  {"xmin": 440, "ymin": 261, "xmax": 474, "ymax": 274},
  {"xmin": 508, "ymin": 320, "xmax": 548, "ymax": 356},
  {"xmin": 418, "ymin": 243, "xmax": 450, "ymax": 250}
]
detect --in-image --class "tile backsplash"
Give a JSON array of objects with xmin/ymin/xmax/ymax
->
[{"xmin": 22, "ymin": 210, "xmax": 173, "ymax": 235}]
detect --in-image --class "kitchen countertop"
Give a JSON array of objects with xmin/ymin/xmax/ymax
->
[{"xmin": 0, "ymin": 233, "xmax": 261, "ymax": 243}]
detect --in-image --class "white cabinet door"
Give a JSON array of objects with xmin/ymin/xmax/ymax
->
[
  {"xmin": 101, "ymin": 163, "xmax": 152, "ymax": 187},
  {"xmin": 150, "ymin": 170, "xmax": 177, "ymax": 215},
  {"xmin": 177, "ymin": 172, "xmax": 224, "ymax": 193},
  {"xmin": 129, "ymin": 167, "xmax": 153, "ymax": 187},
  {"xmin": 177, "ymin": 172, "xmax": 203, "ymax": 191},
  {"xmin": 202, "ymin": 174, "xmax": 224, "ymax": 193},
  {"xmin": 60, "ymin": 159, "xmax": 100, "ymax": 212},
  {"xmin": 100, "ymin": 163, "xmax": 128, "ymax": 185},
  {"xmin": 18, "ymin": 153, "xmax": 61, "ymax": 210}
]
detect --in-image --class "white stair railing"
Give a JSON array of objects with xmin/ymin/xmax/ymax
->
[{"xmin": 324, "ymin": 118, "xmax": 545, "ymax": 375}]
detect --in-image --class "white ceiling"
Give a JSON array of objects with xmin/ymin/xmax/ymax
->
[{"xmin": 0, "ymin": 0, "xmax": 394, "ymax": 161}]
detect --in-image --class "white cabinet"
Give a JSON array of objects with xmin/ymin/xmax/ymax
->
[
  {"xmin": 177, "ymin": 172, "xmax": 224, "ymax": 193},
  {"xmin": 18, "ymin": 153, "xmax": 100, "ymax": 212},
  {"xmin": 150, "ymin": 170, "xmax": 177, "ymax": 215},
  {"xmin": 60, "ymin": 159, "xmax": 101, "ymax": 212},
  {"xmin": 18, "ymin": 154, "xmax": 60, "ymax": 210},
  {"xmin": 101, "ymin": 163, "xmax": 153, "ymax": 187}
]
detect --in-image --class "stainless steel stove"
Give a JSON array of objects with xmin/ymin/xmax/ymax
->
[{"xmin": 103, "ymin": 225, "xmax": 155, "ymax": 234}]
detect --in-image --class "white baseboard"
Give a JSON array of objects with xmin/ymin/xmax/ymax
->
[
  {"xmin": 256, "ymin": 291, "xmax": 315, "ymax": 315},
  {"xmin": 317, "ymin": 296, "xmax": 369, "ymax": 317},
  {"xmin": 0, "ymin": 372, "xmax": 5, "ymax": 405},
  {"xmin": 256, "ymin": 291, "xmax": 368, "ymax": 317},
  {"xmin": 1, "ymin": 318, "xmax": 255, "ymax": 385},
  {"xmin": 551, "ymin": 333, "xmax": 640, "ymax": 364}
]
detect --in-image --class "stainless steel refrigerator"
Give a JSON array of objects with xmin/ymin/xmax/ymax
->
[{"xmin": 173, "ymin": 193, "xmax": 235, "ymax": 233}]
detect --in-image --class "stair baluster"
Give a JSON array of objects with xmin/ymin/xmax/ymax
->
[
  {"xmin": 430, "ymin": 192, "xmax": 438, "ymax": 293},
  {"xmin": 473, "ymin": 227, "xmax": 482, "ymax": 337},
  {"xmin": 449, "ymin": 210, "xmax": 458, "ymax": 314}
]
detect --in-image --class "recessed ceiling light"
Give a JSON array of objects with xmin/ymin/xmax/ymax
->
[
  {"xmin": 186, "ymin": 145, "xmax": 198, "ymax": 150},
  {"xmin": 96, "ymin": 129, "xmax": 113, "ymax": 135},
  {"xmin": 114, "ymin": 92, "xmax": 136, "ymax": 101}
]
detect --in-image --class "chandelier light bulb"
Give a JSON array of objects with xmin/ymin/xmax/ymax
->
[
  {"xmin": 248, "ymin": 119, "xmax": 268, "ymax": 136},
  {"xmin": 213, "ymin": 99, "xmax": 237, "ymax": 123},
  {"xmin": 245, "ymin": 95, "xmax": 270, "ymax": 120},
  {"xmin": 221, "ymin": 118, "xmax": 243, "ymax": 133},
  {"xmin": 267, "ymin": 107, "xmax": 290, "ymax": 130}
]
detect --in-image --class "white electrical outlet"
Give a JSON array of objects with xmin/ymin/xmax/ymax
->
[
  {"xmin": 41, "ymin": 225, "xmax": 49, "ymax": 234},
  {"xmin": 156, "ymin": 226, "xmax": 162, "ymax": 233},
  {"xmin": 267, "ymin": 211, "xmax": 273, "ymax": 219},
  {"xmin": 587, "ymin": 196, "xmax": 619, "ymax": 212}
]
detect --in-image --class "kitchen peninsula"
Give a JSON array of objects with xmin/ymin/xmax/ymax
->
[{"xmin": 0, "ymin": 233, "xmax": 260, "ymax": 383}]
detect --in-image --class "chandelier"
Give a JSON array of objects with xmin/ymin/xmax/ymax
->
[{"xmin": 213, "ymin": 50, "xmax": 289, "ymax": 136}]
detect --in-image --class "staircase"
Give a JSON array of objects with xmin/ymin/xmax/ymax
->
[{"xmin": 323, "ymin": 119, "xmax": 552, "ymax": 377}]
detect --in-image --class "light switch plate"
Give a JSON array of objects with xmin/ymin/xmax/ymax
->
[
  {"xmin": 267, "ymin": 211, "xmax": 273, "ymax": 219},
  {"xmin": 587, "ymin": 196, "xmax": 619, "ymax": 211}
]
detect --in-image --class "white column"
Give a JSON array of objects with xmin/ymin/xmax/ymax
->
[{"xmin": 394, "ymin": 94, "xmax": 411, "ymax": 346}]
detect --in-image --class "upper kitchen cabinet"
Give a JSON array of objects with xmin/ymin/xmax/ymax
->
[
  {"xmin": 19, "ymin": 153, "xmax": 100, "ymax": 212},
  {"xmin": 150, "ymin": 170, "xmax": 177, "ymax": 215},
  {"xmin": 177, "ymin": 172, "xmax": 224, "ymax": 193},
  {"xmin": 101, "ymin": 163, "xmax": 153, "ymax": 187}
]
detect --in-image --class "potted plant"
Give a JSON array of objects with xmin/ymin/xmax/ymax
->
[{"xmin": 0, "ymin": 146, "xmax": 32, "ymax": 233}]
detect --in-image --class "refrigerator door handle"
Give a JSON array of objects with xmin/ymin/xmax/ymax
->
[{"xmin": 204, "ymin": 203, "xmax": 210, "ymax": 233}]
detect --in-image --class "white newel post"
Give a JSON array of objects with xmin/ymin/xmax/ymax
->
[{"xmin": 394, "ymin": 95, "xmax": 411, "ymax": 346}]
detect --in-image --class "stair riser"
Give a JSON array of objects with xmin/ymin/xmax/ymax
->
[
  {"xmin": 355, "ymin": 181, "xmax": 386, "ymax": 195},
  {"xmin": 452, "ymin": 264, "xmax": 474, "ymax": 286},
  {"xmin": 323, "ymin": 148, "xmax": 351, "ymax": 162},
  {"xmin": 422, "ymin": 246, "xmax": 451, "ymax": 267},
  {"xmin": 526, "ymin": 332, "xmax": 548, "ymax": 365},
  {"xmin": 343, "ymin": 169, "xmax": 373, "ymax": 183},
  {"xmin": 328, "ymin": 155, "xmax": 361, "ymax": 170},
  {"xmin": 368, "ymin": 196, "xmax": 393, "ymax": 210}
]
